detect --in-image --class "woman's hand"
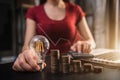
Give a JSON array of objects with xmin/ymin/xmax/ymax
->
[
  {"xmin": 12, "ymin": 50, "xmax": 45, "ymax": 72},
  {"xmin": 70, "ymin": 41, "xmax": 93, "ymax": 53}
]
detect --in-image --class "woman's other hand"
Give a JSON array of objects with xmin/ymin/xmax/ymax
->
[{"xmin": 70, "ymin": 41, "xmax": 93, "ymax": 53}]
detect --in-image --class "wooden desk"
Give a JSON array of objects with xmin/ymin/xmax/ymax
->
[{"xmin": 0, "ymin": 56, "xmax": 120, "ymax": 80}]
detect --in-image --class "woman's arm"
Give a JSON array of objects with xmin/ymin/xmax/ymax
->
[
  {"xmin": 12, "ymin": 18, "xmax": 41, "ymax": 71},
  {"xmin": 71, "ymin": 17, "xmax": 96, "ymax": 53},
  {"xmin": 77, "ymin": 17, "xmax": 96, "ymax": 48},
  {"xmin": 22, "ymin": 18, "xmax": 37, "ymax": 51}
]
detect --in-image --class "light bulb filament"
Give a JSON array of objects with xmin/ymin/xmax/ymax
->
[{"xmin": 35, "ymin": 40, "xmax": 44, "ymax": 53}]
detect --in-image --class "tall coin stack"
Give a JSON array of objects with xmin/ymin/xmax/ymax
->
[
  {"xmin": 72, "ymin": 60, "xmax": 82, "ymax": 73},
  {"xmin": 50, "ymin": 49, "xmax": 60, "ymax": 74},
  {"xmin": 61, "ymin": 55, "xmax": 71, "ymax": 73}
]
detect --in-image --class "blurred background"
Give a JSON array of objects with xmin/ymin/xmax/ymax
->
[{"xmin": 0, "ymin": 0, "xmax": 120, "ymax": 61}]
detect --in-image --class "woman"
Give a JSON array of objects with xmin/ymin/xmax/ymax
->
[{"xmin": 12, "ymin": 0, "xmax": 96, "ymax": 71}]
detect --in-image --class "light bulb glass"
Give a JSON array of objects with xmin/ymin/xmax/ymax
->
[{"xmin": 29, "ymin": 35, "xmax": 50, "ymax": 70}]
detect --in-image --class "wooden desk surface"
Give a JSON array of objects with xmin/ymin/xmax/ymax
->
[{"xmin": 0, "ymin": 56, "xmax": 120, "ymax": 80}]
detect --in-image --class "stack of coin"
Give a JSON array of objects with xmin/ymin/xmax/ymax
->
[
  {"xmin": 50, "ymin": 49, "xmax": 60, "ymax": 74},
  {"xmin": 93, "ymin": 66, "xmax": 103, "ymax": 73},
  {"xmin": 61, "ymin": 55, "xmax": 71, "ymax": 73},
  {"xmin": 83, "ymin": 63, "xmax": 93, "ymax": 72},
  {"xmin": 72, "ymin": 60, "xmax": 82, "ymax": 73},
  {"xmin": 61, "ymin": 55, "xmax": 70, "ymax": 64},
  {"xmin": 62, "ymin": 63, "xmax": 70, "ymax": 73}
]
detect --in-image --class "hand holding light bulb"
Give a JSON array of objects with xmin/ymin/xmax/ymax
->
[
  {"xmin": 29, "ymin": 35, "xmax": 50, "ymax": 71},
  {"xmin": 12, "ymin": 35, "xmax": 50, "ymax": 72}
]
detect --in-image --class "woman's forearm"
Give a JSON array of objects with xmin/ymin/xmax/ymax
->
[
  {"xmin": 22, "ymin": 18, "xmax": 37, "ymax": 52},
  {"xmin": 77, "ymin": 17, "xmax": 96, "ymax": 49}
]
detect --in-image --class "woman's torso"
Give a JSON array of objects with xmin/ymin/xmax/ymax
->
[{"xmin": 26, "ymin": 3, "xmax": 85, "ymax": 53}]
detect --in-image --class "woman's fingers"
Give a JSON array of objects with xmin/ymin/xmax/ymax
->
[
  {"xmin": 70, "ymin": 44, "xmax": 76, "ymax": 52},
  {"xmin": 82, "ymin": 43, "xmax": 93, "ymax": 53},
  {"xmin": 23, "ymin": 51, "xmax": 40, "ymax": 71},
  {"xmin": 18, "ymin": 53, "xmax": 35, "ymax": 71},
  {"xmin": 82, "ymin": 43, "xmax": 88, "ymax": 53},
  {"xmin": 76, "ymin": 44, "xmax": 82, "ymax": 53},
  {"xmin": 12, "ymin": 50, "xmax": 40, "ymax": 72},
  {"xmin": 71, "ymin": 41, "xmax": 92, "ymax": 53},
  {"xmin": 12, "ymin": 54, "xmax": 25, "ymax": 71},
  {"xmin": 13, "ymin": 62, "xmax": 24, "ymax": 71},
  {"xmin": 87, "ymin": 44, "xmax": 92, "ymax": 53},
  {"xmin": 70, "ymin": 41, "xmax": 82, "ymax": 53}
]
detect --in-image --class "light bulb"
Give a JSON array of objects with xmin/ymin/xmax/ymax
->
[{"xmin": 29, "ymin": 35, "xmax": 50, "ymax": 70}]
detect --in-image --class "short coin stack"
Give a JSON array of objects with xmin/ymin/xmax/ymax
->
[
  {"xmin": 72, "ymin": 60, "xmax": 82, "ymax": 73},
  {"xmin": 83, "ymin": 63, "xmax": 93, "ymax": 72},
  {"xmin": 61, "ymin": 55, "xmax": 71, "ymax": 73},
  {"xmin": 93, "ymin": 66, "xmax": 103, "ymax": 73},
  {"xmin": 50, "ymin": 49, "xmax": 60, "ymax": 74}
]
